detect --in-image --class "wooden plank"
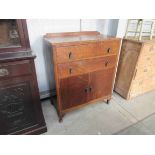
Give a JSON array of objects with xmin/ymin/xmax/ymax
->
[{"xmin": 114, "ymin": 39, "xmax": 142, "ymax": 99}]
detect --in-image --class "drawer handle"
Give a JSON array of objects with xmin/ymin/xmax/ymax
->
[
  {"xmin": 84, "ymin": 87, "xmax": 89, "ymax": 93},
  {"xmin": 89, "ymin": 87, "xmax": 92, "ymax": 92},
  {"xmin": 69, "ymin": 68, "xmax": 72, "ymax": 74},
  {"xmin": 68, "ymin": 52, "xmax": 72, "ymax": 59},
  {"xmin": 0, "ymin": 68, "xmax": 9, "ymax": 77},
  {"xmin": 107, "ymin": 48, "xmax": 111, "ymax": 53},
  {"xmin": 105, "ymin": 60, "xmax": 109, "ymax": 67}
]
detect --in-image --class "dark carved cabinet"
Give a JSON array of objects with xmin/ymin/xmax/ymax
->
[{"xmin": 0, "ymin": 19, "xmax": 47, "ymax": 134}]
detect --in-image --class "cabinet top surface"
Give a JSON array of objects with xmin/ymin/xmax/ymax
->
[{"xmin": 44, "ymin": 31, "xmax": 121, "ymax": 46}]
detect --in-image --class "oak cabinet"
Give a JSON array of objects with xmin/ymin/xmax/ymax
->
[{"xmin": 44, "ymin": 31, "xmax": 121, "ymax": 121}]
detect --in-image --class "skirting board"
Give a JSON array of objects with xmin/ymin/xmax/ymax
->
[{"xmin": 40, "ymin": 89, "xmax": 56, "ymax": 99}]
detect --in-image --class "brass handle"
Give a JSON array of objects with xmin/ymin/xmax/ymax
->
[
  {"xmin": 107, "ymin": 48, "xmax": 111, "ymax": 53},
  {"xmin": 0, "ymin": 68, "xmax": 9, "ymax": 77},
  {"xmin": 69, "ymin": 68, "xmax": 72, "ymax": 74},
  {"xmin": 68, "ymin": 52, "xmax": 72, "ymax": 59},
  {"xmin": 105, "ymin": 60, "xmax": 109, "ymax": 67}
]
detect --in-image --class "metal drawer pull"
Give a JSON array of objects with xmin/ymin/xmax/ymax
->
[
  {"xmin": 0, "ymin": 68, "xmax": 9, "ymax": 77},
  {"xmin": 68, "ymin": 52, "xmax": 72, "ymax": 59},
  {"xmin": 84, "ymin": 87, "xmax": 89, "ymax": 93},
  {"xmin": 69, "ymin": 68, "xmax": 72, "ymax": 74},
  {"xmin": 107, "ymin": 48, "xmax": 111, "ymax": 53},
  {"xmin": 89, "ymin": 87, "xmax": 92, "ymax": 92},
  {"xmin": 105, "ymin": 60, "xmax": 109, "ymax": 67}
]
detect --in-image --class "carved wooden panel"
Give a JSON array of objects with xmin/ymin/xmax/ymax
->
[{"xmin": 0, "ymin": 81, "xmax": 37, "ymax": 134}]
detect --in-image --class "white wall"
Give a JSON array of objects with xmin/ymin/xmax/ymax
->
[
  {"xmin": 27, "ymin": 19, "xmax": 108, "ymax": 96},
  {"xmin": 116, "ymin": 19, "xmax": 128, "ymax": 37}
]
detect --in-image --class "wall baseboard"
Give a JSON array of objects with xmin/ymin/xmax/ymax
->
[{"xmin": 40, "ymin": 89, "xmax": 56, "ymax": 100}]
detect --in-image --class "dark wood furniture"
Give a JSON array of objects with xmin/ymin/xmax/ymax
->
[
  {"xmin": 0, "ymin": 19, "xmax": 47, "ymax": 135},
  {"xmin": 44, "ymin": 31, "xmax": 121, "ymax": 121}
]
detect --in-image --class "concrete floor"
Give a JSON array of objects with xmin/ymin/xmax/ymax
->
[{"xmin": 42, "ymin": 90, "xmax": 155, "ymax": 135}]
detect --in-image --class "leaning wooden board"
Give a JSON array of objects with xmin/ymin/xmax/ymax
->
[{"xmin": 115, "ymin": 38, "xmax": 155, "ymax": 99}]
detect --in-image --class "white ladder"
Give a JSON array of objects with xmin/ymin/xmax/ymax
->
[{"xmin": 125, "ymin": 19, "xmax": 155, "ymax": 40}]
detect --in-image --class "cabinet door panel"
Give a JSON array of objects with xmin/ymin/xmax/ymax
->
[
  {"xmin": 89, "ymin": 68, "xmax": 115, "ymax": 100},
  {"xmin": 0, "ymin": 76, "xmax": 39, "ymax": 134},
  {"xmin": 60, "ymin": 74, "xmax": 89, "ymax": 110}
]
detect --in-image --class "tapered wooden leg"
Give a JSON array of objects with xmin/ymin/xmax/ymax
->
[
  {"xmin": 106, "ymin": 99, "xmax": 110, "ymax": 104},
  {"xmin": 59, "ymin": 117, "xmax": 63, "ymax": 122},
  {"xmin": 58, "ymin": 113, "xmax": 65, "ymax": 123}
]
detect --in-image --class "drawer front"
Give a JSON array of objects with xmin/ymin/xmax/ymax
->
[
  {"xmin": 141, "ymin": 43, "xmax": 155, "ymax": 56},
  {"xmin": 56, "ymin": 43, "xmax": 100, "ymax": 63},
  {"xmin": 100, "ymin": 40, "xmax": 120, "ymax": 56},
  {"xmin": 58, "ymin": 55, "xmax": 117, "ymax": 78},
  {"xmin": 56, "ymin": 40, "xmax": 120, "ymax": 63},
  {"xmin": 0, "ymin": 60, "xmax": 32, "ymax": 79},
  {"xmin": 137, "ymin": 53, "xmax": 155, "ymax": 68}
]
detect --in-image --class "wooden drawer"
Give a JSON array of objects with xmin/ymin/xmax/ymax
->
[
  {"xmin": 100, "ymin": 40, "xmax": 120, "ymax": 56},
  {"xmin": 56, "ymin": 43, "xmax": 100, "ymax": 63},
  {"xmin": 58, "ymin": 55, "xmax": 116, "ymax": 78},
  {"xmin": 55, "ymin": 40, "xmax": 119, "ymax": 63},
  {"xmin": 137, "ymin": 53, "xmax": 155, "ymax": 68},
  {"xmin": 141, "ymin": 43, "xmax": 155, "ymax": 56},
  {"xmin": 0, "ymin": 60, "xmax": 32, "ymax": 79}
]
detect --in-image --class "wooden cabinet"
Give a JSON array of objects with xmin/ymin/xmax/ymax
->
[
  {"xmin": 115, "ymin": 39, "xmax": 155, "ymax": 99},
  {"xmin": 0, "ymin": 19, "xmax": 47, "ymax": 134},
  {"xmin": 44, "ymin": 31, "xmax": 121, "ymax": 121}
]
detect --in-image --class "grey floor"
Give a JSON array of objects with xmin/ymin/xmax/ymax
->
[{"xmin": 42, "ymin": 90, "xmax": 155, "ymax": 135}]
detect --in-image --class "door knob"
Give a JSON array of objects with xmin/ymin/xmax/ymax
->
[
  {"xmin": 84, "ymin": 87, "xmax": 89, "ymax": 93},
  {"xmin": 89, "ymin": 87, "xmax": 92, "ymax": 92}
]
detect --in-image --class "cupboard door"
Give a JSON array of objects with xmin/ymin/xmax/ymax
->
[
  {"xmin": 0, "ymin": 76, "xmax": 40, "ymax": 135},
  {"xmin": 89, "ymin": 68, "xmax": 115, "ymax": 100},
  {"xmin": 60, "ymin": 74, "xmax": 89, "ymax": 110}
]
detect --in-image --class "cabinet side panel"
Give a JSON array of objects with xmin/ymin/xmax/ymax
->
[{"xmin": 114, "ymin": 40, "xmax": 142, "ymax": 99}]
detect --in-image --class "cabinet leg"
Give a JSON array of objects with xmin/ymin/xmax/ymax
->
[
  {"xmin": 106, "ymin": 99, "xmax": 110, "ymax": 104},
  {"xmin": 58, "ymin": 113, "xmax": 65, "ymax": 123},
  {"xmin": 59, "ymin": 117, "xmax": 63, "ymax": 122}
]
